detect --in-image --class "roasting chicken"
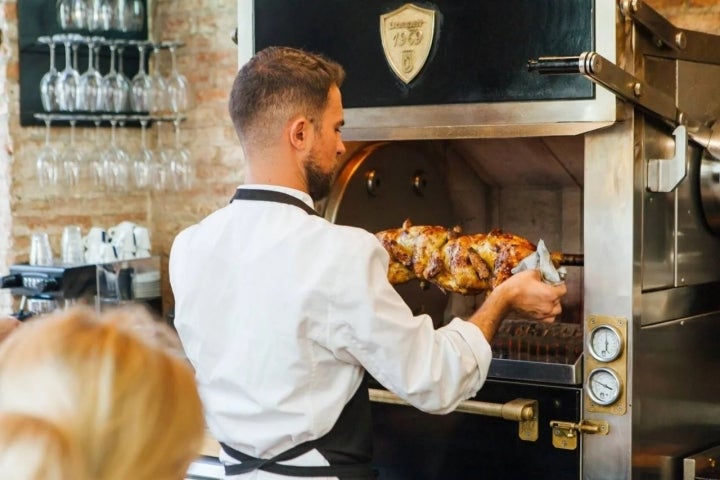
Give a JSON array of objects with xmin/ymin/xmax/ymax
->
[{"xmin": 376, "ymin": 219, "xmax": 563, "ymax": 295}]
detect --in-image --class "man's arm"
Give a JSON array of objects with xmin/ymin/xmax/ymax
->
[{"xmin": 467, "ymin": 269, "xmax": 566, "ymax": 342}]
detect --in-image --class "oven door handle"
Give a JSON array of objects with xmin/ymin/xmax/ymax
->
[{"xmin": 368, "ymin": 388, "xmax": 539, "ymax": 442}]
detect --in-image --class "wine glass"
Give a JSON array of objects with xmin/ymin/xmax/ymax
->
[
  {"xmin": 130, "ymin": 41, "xmax": 152, "ymax": 112},
  {"xmin": 165, "ymin": 42, "xmax": 193, "ymax": 113},
  {"xmin": 86, "ymin": 0, "xmax": 104, "ymax": 31},
  {"xmin": 98, "ymin": 0, "xmax": 114, "ymax": 30},
  {"xmin": 148, "ymin": 43, "xmax": 168, "ymax": 114},
  {"xmin": 150, "ymin": 121, "xmax": 171, "ymax": 191},
  {"xmin": 59, "ymin": 119, "xmax": 83, "ymax": 188},
  {"xmin": 57, "ymin": 0, "xmax": 87, "ymax": 30},
  {"xmin": 133, "ymin": 117, "xmax": 154, "ymax": 189},
  {"xmin": 127, "ymin": 0, "xmax": 144, "ymax": 31},
  {"xmin": 101, "ymin": 117, "xmax": 130, "ymax": 190},
  {"xmin": 116, "ymin": 45, "xmax": 132, "ymax": 107},
  {"xmin": 169, "ymin": 117, "xmax": 193, "ymax": 190},
  {"xmin": 39, "ymin": 37, "xmax": 61, "ymax": 112},
  {"xmin": 36, "ymin": 117, "xmax": 59, "ymax": 190},
  {"xmin": 89, "ymin": 118, "xmax": 106, "ymax": 188},
  {"xmin": 78, "ymin": 38, "xmax": 104, "ymax": 111},
  {"xmin": 102, "ymin": 42, "xmax": 130, "ymax": 112},
  {"xmin": 55, "ymin": 35, "xmax": 81, "ymax": 111}
]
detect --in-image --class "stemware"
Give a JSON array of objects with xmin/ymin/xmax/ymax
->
[
  {"xmin": 59, "ymin": 119, "xmax": 83, "ymax": 188},
  {"xmin": 39, "ymin": 38, "xmax": 61, "ymax": 112},
  {"xmin": 101, "ymin": 118, "xmax": 131, "ymax": 190},
  {"xmin": 165, "ymin": 42, "xmax": 193, "ymax": 113},
  {"xmin": 101, "ymin": 42, "xmax": 130, "ymax": 112},
  {"xmin": 57, "ymin": 0, "xmax": 87, "ymax": 30},
  {"xmin": 78, "ymin": 38, "xmax": 104, "ymax": 111},
  {"xmin": 169, "ymin": 118, "xmax": 193, "ymax": 191},
  {"xmin": 89, "ymin": 118, "xmax": 106, "ymax": 188},
  {"xmin": 98, "ymin": 0, "xmax": 115, "ymax": 30},
  {"xmin": 36, "ymin": 117, "xmax": 59, "ymax": 189},
  {"xmin": 150, "ymin": 121, "xmax": 171, "ymax": 191},
  {"xmin": 130, "ymin": 41, "xmax": 152, "ymax": 112},
  {"xmin": 127, "ymin": 0, "xmax": 145, "ymax": 31},
  {"xmin": 148, "ymin": 44, "xmax": 168, "ymax": 114},
  {"xmin": 56, "ymin": 35, "xmax": 81, "ymax": 111},
  {"xmin": 86, "ymin": 0, "xmax": 104, "ymax": 31},
  {"xmin": 133, "ymin": 118, "xmax": 154, "ymax": 189}
]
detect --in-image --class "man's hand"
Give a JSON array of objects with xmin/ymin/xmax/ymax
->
[
  {"xmin": 0, "ymin": 316, "xmax": 21, "ymax": 343},
  {"xmin": 468, "ymin": 269, "xmax": 567, "ymax": 342},
  {"xmin": 497, "ymin": 269, "xmax": 567, "ymax": 322}
]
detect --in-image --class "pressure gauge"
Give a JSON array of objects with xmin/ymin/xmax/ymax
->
[
  {"xmin": 587, "ymin": 368, "xmax": 621, "ymax": 406},
  {"xmin": 588, "ymin": 324, "xmax": 623, "ymax": 362}
]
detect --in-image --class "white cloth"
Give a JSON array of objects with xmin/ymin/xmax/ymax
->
[
  {"xmin": 170, "ymin": 185, "xmax": 492, "ymax": 479},
  {"xmin": 510, "ymin": 239, "xmax": 566, "ymax": 285}
]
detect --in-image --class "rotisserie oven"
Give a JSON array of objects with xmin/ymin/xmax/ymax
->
[{"xmin": 238, "ymin": 1, "xmax": 720, "ymax": 478}]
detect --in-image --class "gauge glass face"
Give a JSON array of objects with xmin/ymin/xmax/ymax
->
[
  {"xmin": 589, "ymin": 325, "xmax": 622, "ymax": 362},
  {"xmin": 587, "ymin": 368, "xmax": 621, "ymax": 406}
]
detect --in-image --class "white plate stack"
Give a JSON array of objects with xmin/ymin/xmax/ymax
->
[{"xmin": 133, "ymin": 271, "xmax": 161, "ymax": 299}]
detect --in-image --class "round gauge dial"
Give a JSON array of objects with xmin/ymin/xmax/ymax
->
[
  {"xmin": 588, "ymin": 325, "xmax": 623, "ymax": 362},
  {"xmin": 587, "ymin": 367, "xmax": 621, "ymax": 406}
]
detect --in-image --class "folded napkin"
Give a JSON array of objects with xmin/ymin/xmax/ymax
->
[{"xmin": 511, "ymin": 239, "xmax": 566, "ymax": 286}]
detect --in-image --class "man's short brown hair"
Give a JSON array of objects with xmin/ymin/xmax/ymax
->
[{"xmin": 228, "ymin": 46, "xmax": 346, "ymax": 148}]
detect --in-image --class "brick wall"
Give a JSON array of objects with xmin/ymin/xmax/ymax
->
[
  {"xmin": 0, "ymin": 0, "xmax": 240, "ymax": 315},
  {"xmin": 0, "ymin": 1, "xmax": 718, "ymax": 315}
]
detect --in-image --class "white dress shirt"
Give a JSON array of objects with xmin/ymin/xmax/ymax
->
[{"xmin": 170, "ymin": 185, "xmax": 492, "ymax": 479}]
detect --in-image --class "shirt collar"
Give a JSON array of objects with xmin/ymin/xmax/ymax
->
[{"xmin": 236, "ymin": 184, "xmax": 315, "ymax": 210}]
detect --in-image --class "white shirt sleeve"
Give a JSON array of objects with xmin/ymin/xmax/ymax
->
[{"xmin": 318, "ymin": 231, "xmax": 493, "ymax": 414}]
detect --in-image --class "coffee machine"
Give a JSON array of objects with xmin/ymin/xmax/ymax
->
[{"xmin": 1, "ymin": 256, "xmax": 162, "ymax": 320}]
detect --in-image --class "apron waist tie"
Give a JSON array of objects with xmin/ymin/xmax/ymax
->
[{"xmin": 220, "ymin": 441, "xmax": 375, "ymax": 478}]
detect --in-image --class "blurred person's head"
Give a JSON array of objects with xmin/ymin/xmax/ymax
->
[
  {"xmin": 0, "ymin": 306, "xmax": 205, "ymax": 480},
  {"xmin": 0, "ymin": 412, "xmax": 83, "ymax": 480}
]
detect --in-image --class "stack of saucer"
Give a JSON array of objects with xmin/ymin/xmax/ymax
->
[{"xmin": 133, "ymin": 270, "xmax": 161, "ymax": 299}]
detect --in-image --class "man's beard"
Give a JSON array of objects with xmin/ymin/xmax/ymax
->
[{"xmin": 304, "ymin": 151, "xmax": 335, "ymax": 201}]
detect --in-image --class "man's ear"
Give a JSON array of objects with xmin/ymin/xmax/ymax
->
[{"xmin": 288, "ymin": 116, "xmax": 312, "ymax": 151}]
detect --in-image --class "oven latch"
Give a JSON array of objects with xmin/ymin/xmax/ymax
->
[{"xmin": 549, "ymin": 419, "xmax": 609, "ymax": 450}]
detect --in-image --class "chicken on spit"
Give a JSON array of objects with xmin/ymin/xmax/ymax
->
[{"xmin": 375, "ymin": 219, "xmax": 564, "ymax": 295}]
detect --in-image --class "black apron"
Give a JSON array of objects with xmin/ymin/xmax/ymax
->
[{"xmin": 223, "ymin": 188, "xmax": 376, "ymax": 479}]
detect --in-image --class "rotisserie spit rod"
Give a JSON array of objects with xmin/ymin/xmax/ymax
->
[{"xmin": 376, "ymin": 219, "xmax": 582, "ymax": 295}]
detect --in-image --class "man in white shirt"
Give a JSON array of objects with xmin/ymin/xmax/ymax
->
[{"xmin": 170, "ymin": 46, "xmax": 566, "ymax": 479}]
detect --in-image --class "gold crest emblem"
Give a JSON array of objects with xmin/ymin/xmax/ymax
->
[{"xmin": 380, "ymin": 4, "xmax": 436, "ymax": 84}]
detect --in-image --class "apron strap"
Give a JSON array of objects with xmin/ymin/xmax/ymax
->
[
  {"xmin": 230, "ymin": 188, "xmax": 320, "ymax": 217},
  {"xmin": 220, "ymin": 376, "xmax": 376, "ymax": 479}
]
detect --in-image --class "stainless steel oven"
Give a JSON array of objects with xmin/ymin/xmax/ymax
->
[{"xmin": 240, "ymin": 1, "xmax": 720, "ymax": 478}]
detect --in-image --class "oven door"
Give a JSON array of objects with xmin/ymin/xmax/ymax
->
[{"xmin": 370, "ymin": 379, "xmax": 582, "ymax": 480}]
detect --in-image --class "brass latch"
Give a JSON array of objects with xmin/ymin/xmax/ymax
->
[{"xmin": 550, "ymin": 420, "xmax": 609, "ymax": 450}]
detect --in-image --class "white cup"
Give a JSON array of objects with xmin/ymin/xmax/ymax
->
[
  {"xmin": 84, "ymin": 226, "xmax": 108, "ymax": 248},
  {"xmin": 98, "ymin": 243, "xmax": 118, "ymax": 263},
  {"xmin": 108, "ymin": 221, "xmax": 137, "ymax": 242},
  {"xmin": 29, "ymin": 233, "xmax": 54, "ymax": 266},
  {"xmin": 133, "ymin": 226, "xmax": 151, "ymax": 250}
]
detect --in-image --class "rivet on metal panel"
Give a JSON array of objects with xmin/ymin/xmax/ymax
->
[
  {"xmin": 365, "ymin": 170, "xmax": 381, "ymax": 196},
  {"xmin": 633, "ymin": 82, "xmax": 643, "ymax": 97},
  {"xmin": 675, "ymin": 32, "xmax": 687, "ymax": 50},
  {"xmin": 412, "ymin": 171, "xmax": 427, "ymax": 196}
]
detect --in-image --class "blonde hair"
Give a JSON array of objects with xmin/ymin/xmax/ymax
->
[
  {"xmin": 0, "ymin": 413, "xmax": 84, "ymax": 480},
  {"xmin": 0, "ymin": 306, "xmax": 205, "ymax": 480}
]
